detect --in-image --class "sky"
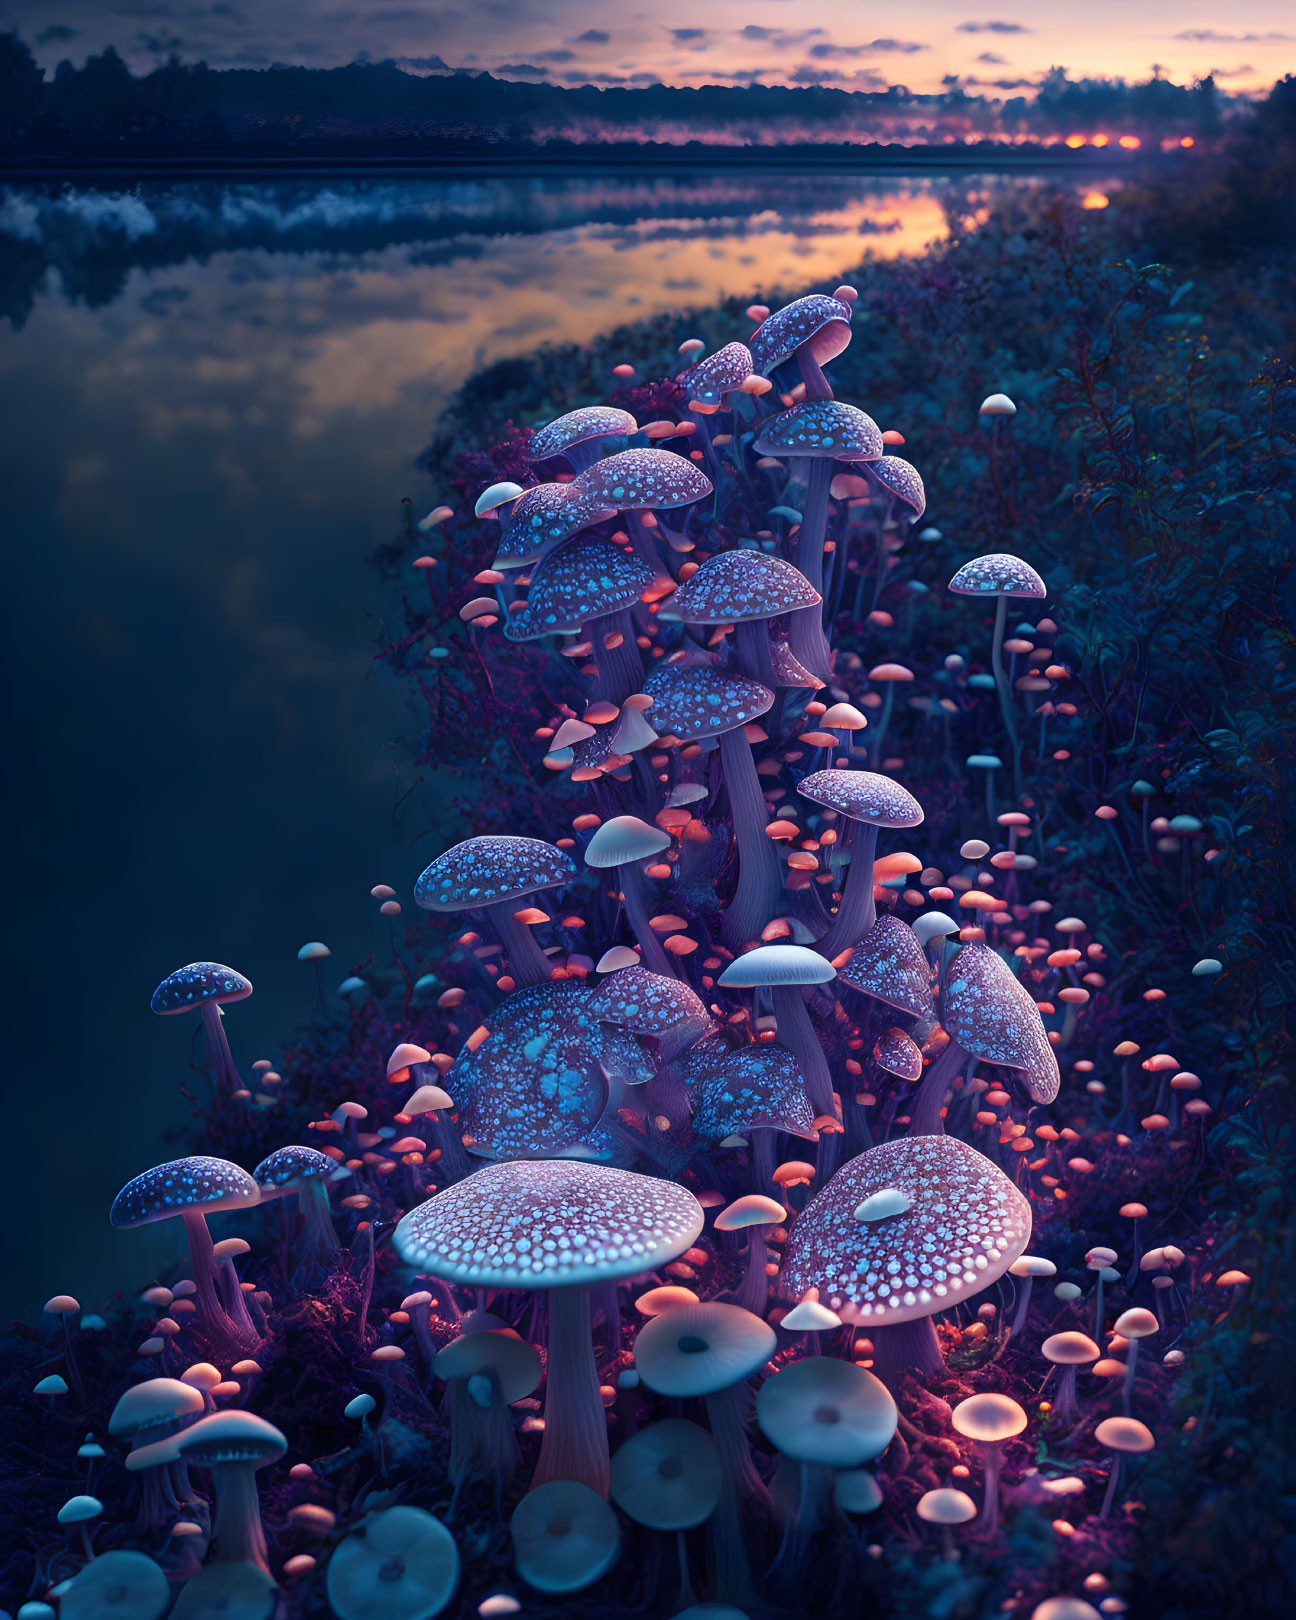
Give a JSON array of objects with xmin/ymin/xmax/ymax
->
[{"xmin": 4, "ymin": 0, "xmax": 1292, "ymax": 97}]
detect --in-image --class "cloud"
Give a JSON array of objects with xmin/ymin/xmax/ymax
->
[
  {"xmin": 574, "ymin": 29, "xmax": 609, "ymax": 44},
  {"xmin": 807, "ymin": 38, "xmax": 925, "ymax": 58},
  {"xmin": 671, "ymin": 28, "xmax": 707, "ymax": 41},
  {"xmin": 976, "ymin": 51, "xmax": 1007, "ymax": 64},
  {"xmin": 957, "ymin": 20, "xmax": 1030, "ymax": 33},
  {"xmin": 738, "ymin": 26, "xmax": 824, "ymax": 47},
  {"xmin": 398, "ymin": 54, "xmax": 452, "ymax": 70},
  {"xmin": 534, "ymin": 48, "xmax": 575, "ymax": 62},
  {"xmin": 1174, "ymin": 29, "xmax": 1290, "ymax": 42},
  {"xmin": 493, "ymin": 62, "xmax": 548, "ymax": 77},
  {"xmin": 35, "ymin": 23, "xmax": 78, "ymax": 44},
  {"xmin": 1207, "ymin": 63, "xmax": 1256, "ymax": 77}
]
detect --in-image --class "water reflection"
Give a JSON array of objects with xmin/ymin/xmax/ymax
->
[{"xmin": 0, "ymin": 169, "xmax": 1045, "ymax": 1314}]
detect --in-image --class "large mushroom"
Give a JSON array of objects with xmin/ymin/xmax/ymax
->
[
  {"xmin": 326, "ymin": 1504, "xmax": 460, "ymax": 1620},
  {"xmin": 510, "ymin": 1480, "xmax": 620, "ymax": 1593},
  {"xmin": 110, "ymin": 1377, "xmax": 205, "ymax": 1528},
  {"xmin": 692, "ymin": 1044, "xmax": 817, "ymax": 1193},
  {"xmin": 492, "ymin": 481, "xmax": 615, "ymax": 571},
  {"xmin": 394, "ymin": 1160, "xmax": 703, "ymax": 1497},
  {"xmin": 173, "ymin": 1410, "xmax": 286, "ymax": 1574},
  {"xmin": 749, "ymin": 294, "xmax": 853, "ymax": 401},
  {"xmin": 527, "ymin": 405, "xmax": 639, "ymax": 474},
  {"xmin": 110, "ymin": 1158, "xmax": 261, "ymax": 1356},
  {"xmin": 909, "ymin": 941, "xmax": 1060, "ymax": 1135},
  {"xmin": 578, "ymin": 447, "xmax": 713, "ymax": 563},
  {"xmin": 414, "ymin": 834, "xmax": 576, "ymax": 988},
  {"xmin": 797, "ymin": 770, "xmax": 924, "ymax": 958},
  {"xmin": 640, "ymin": 664, "xmax": 776, "ymax": 951},
  {"xmin": 836, "ymin": 916, "xmax": 937, "ymax": 1025},
  {"xmin": 656, "ymin": 548, "xmax": 821, "ymax": 690},
  {"xmin": 150, "ymin": 962, "xmax": 252, "ymax": 1095},
  {"xmin": 252, "ymin": 1145, "xmax": 340, "ymax": 1276},
  {"xmin": 778, "ymin": 1135, "xmax": 1031, "ymax": 1386}
]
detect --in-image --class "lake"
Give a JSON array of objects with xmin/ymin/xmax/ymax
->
[{"xmin": 0, "ymin": 166, "xmax": 1081, "ymax": 1315}]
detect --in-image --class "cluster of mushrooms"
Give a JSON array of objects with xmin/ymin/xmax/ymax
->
[{"xmin": 15, "ymin": 288, "xmax": 1236, "ymax": 1620}]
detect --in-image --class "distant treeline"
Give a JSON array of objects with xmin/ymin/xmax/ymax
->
[{"xmin": 0, "ymin": 33, "xmax": 1246, "ymax": 156}]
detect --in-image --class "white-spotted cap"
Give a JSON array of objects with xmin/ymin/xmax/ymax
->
[
  {"xmin": 866, "ymin": 456, "xmax": 926, "ymax": 517},
  {"xmin": 779, "ymin": 1135, "xmax": 1031, "ymax": 1326},
  {"xmin": 415, "ymin": 835, "xmax": 576, "ymax": 913},
  {"xmin": 657, "ymin": 548, "xmax": 820, "ymax": 625},
  {"xmin": 587, "ymin": 966, "xmax": 708, "ymax": 1034},
  {"xmin": 837, "ymin": 917, "xmax": 936, "ymax": 1020},
  {"xmin": 110, "ymin": 1157, "xmax": 260, "ymax": 1229},
  {"xmin": 798, "ymin": 769, "xmax": 923, "ymax": 828},
  {"xmin": 940, "ymin": 942, "xmax": 1060, "ymax": 1104},
  {"xmin": 393, "ymin": 1161, "xmax": 703, "ymax": 1289},
  {"xmin": 642, "ymin": 664, "xmax": 774, "ymax": 741},
  {"xmin": 753, "ymin": 400, "xmax": 882, "ymax": 462},
  {"xmin": 947, "ymin": 554, "xmax": 1046, "ymax": 598},
  {"xmin": 528, "ymin": 406, "xmax": 638, "ymax": 464},
  {"xmin": 684, "ymin": 342, "xmax": 754, "ymax": 406},
  {"xmin": 749, "ymin": 294, "xmax": 852, "ymax": 375},
  {"xmin": 579, "ymin": 448, "xmax": 712, "ymax": 510}
]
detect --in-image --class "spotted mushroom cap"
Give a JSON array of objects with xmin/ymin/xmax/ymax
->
[
  {"xmin": 749, "ymin": 294, "xmax": 853, "ymax": 375},
  {"xmin": 448, "ymin": 980, "xmax": 649, "ymax": 1160},
  {"xmin": 393, "ymin": 1160, "xmax": 704, "ymax": 1288},
  {"xmin": 528, "ymin": 406, "xmax": 638, "ymax": 464},
  {"xmin": 873, "ymin": 1026, "xmax": 924, "ymax": 1082},
  {"xmin": 110, "ymin": 1157, "xmax": 261, "ymax": 1229},
  {"xmin": 578, "ymin": 448, "xmax": 713, "ymax": 511},
  {"xmin": 252, "ymin": 1145, "xmax": 334, "ymax": 1195},
  {"xmin": 753, "ymin": 400, "xmax": 883, "ymax": 463},
  {"xmin": 504, "ymin": 535, "xmax": 654, "ymax": 640},
  {"xmin": 718, "ymin": 944, "xmax": 837, "ymax": 988},
  {"xmin": 642, "ymin": 664, "xmax": 773, "ymax": 742},
  {"xmin": 837, "ymin": 917, "xmax": 936, "ymax": 1021},
  {"xmin": 798, "ymin": 768, "xmax": 924, "ymax": 828},
  {"xmin": 770, "ymin": 639, "xmax": 824, "ymax": 689},
  {"xmin": 493, "ymin": 483, "xmax": 615, "ymax": 570},
  {"xmin": 865, "ymin": 456, "xmax": 926, "ymax": 517},
  {"xmin": 940, "ymin": 943, "xmax": 1060, "ymax": 1103},
  {"xmin": 779, "ymin": 1135, "xmax": 1032, "ymax": 1326},
  {"xmin": 947, "ymin": 554, "xmax": 1046, "ymax": 598},
  {"xmin": 587, "ymin": 966, "xmax": 708, "ymax": 1036},
  {"xmin": 683, "ymin": 342, "xmax": 754, "ymax": 406},
  {"xmin": 150, "ymin": 963, "xmax": 252, "ymax": 1015},
  {"xmin": 657, "ymin": 548, "xmax": 820, "ymax": 626},
  {"xmin": 414, "ymin": 835, "xmax": 576, "ymax": 913},
  {"xmin": 692, "ymin": 1042, "xmax": 816, "ymax": 1139}
]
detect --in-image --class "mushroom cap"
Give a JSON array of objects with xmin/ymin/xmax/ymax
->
[
  {"xmin": 714, "ymin": 1194, "xmax": 787, "ymax": 1232},
  {"xmin": 505, "ymin": 535, "xmax": 654, "ymax": 640},
  {"xmin": 779, "ymin": 1135, "xmax": 1032, "ymax": 1326},
  {"xmin": 916, "ymin": 1488, "xmax": 977, "ymax": 1526},
  {"xmin": 866, "ymin": 456, "xmax": 926, "ymax": 517},
  {"xmin": 609, "ymin": 1418, "xmax": 723, "ymax": 1529},
  {"xmin": 873, "ymin": 1027, "xmax": 923, "ymax": 1082},
  {"xmin": 587, "ymin": 966, "xmax": 708, "ymax": 1035},
  {"xmin": 415, "ymin": 835, "xmax": 576, "ymax": 913},
  {"xmin": 718, "ymin": 944, "xmax": 836, "ymax": 988},
  {"xmin": 175, "ymin": 1410, "xmax": 286, "ymax": 1469},
  {"xmin": 1041, "ymin": 1331, "xmax": 1101, "ymax": 1365},
  {"xmin": 684, "ymin": 342, "xmax": 754, "ymax": 404},
  {"xmin": 253, "ymin": 1145, "xmax": 334, "ymax": 1195},
  {"xmin": 448, "ymin": 980, "xmax": 648, "ymax": 1160},
  {"xmin": 837, "ymin": 917, "xmax": 936, "ymax": 1021},
  {"xmin": 634, "ymin": 1302, "xmax": 776, "ymax": 1397},
  {"xmin": 692, "ymin": 1042, "xmax": 816, "ymax": 1140},
  {"xmin": 510, "ymin": 1480, "xmax": 620, "ymax": 1593},
  {"xmin": 940, "ymin": 943, "xmax": 1060, "ymax": 1104},
  {"xmin": 913, "ymin": 911, "xmax": 960, "ymax": 947},
  {"xmin": 1094, "ymin": 1416, "xmax": 1155, "ymax": 1453},
  {"xmin": 494, "ymin": 483, "xmax": 615, "ymax": 569},
  {"xmin": 950, "ymin": 1392, "xmax": 1027, "ymax": 1444},
  {"xmin": 474, "ymin": 480, "xmax": 523, "ymax": 518},
  {"xmin": 57, "ymin": 1494, "xmax": 103, "ymax": 1524},
  {"xmin": 327, "ymin": 1505, "xmax": 460, "ymax": 1620},
  {"xmin": 798, "ymin": 769, "xmax": 924, "ymax": 829},
  {"xmin": 109, "ymin": 1378, "xmax": 206, "ymax": 1438},
  {"xmin": 780, "ymin": 1298, "xmax": 842, "ymax": 1332},
  {"xmin": 1112, "ymin": 1307, "xmax": 1159, "ymax": 1340},
  {"xmin": 752, "ymin": 400, "xmax": 882, "ymax": 463},
  {"xmin": 749, "ymin": 294, "xmax": 853, "ymax": 375},
  {"xmin": 60, "ymin": 1551, "xmax": 170, "ymax": 1620},
  {"xmin": 770, "ymin": 639, "xmax": 824, "ymax": 689},
  {"xmin": 171, "ymin": 1564, "xmax": 276, "ymax": 1620},
  {"xmin": 579, "ymin": 448, "xmax": 712, "ymax": 511},
  {"xmin": 947, "ymin": 553, "xmax": 1046, "ymax": 599},
  {"xmin": 150, "ymin": 962, "xmax": 251, "ymax": 1015},
  {"xmin": 834, "ymin": 1470, "xmax": 884, "ymax": 1514},
  {"xmin": 394, "ymin": 1160, "xmax": 703, "ymax": 1289},
  {"xmin": 110, "ymin": 1157, "xmax": 260, "ymax": 1229},
  {"xmin": 584, "ymin": 815, "xmax": 671, "ymax": 869},
  {"xmin": 434, "ymin": 1331, "xmax": 542, "ymax": 1403},
  {"xmin": 756, "ymin": 1357, "xmax": 897, "ymax": 1467},
  {"xmin": 1009, "ymin": 1255, "xmax": 1057, "ymax": 1279},
  {"xmin": 642, "ymin": 664, "xmax": 774, "ymax": 742},
  {"xmin": 1031, "ymin": 1602, "xmax": 1102, "ymax": 1620},
  {"xmin": 657, "ymin": 548, "xmax": 820, "ymax": 625},
  {"xmin": 529, "ymin": 406, "xmax": 638, "ymax": 463}
]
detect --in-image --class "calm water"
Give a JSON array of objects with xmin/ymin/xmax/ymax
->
[{"xmin": 0, "ymin": 169, "xmax": 1057, "ymax": 1315}]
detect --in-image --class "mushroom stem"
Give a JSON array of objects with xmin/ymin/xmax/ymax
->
[
  {"xmin": 199, "ymin": 1001, "xmax": 241, "ymax": 1092},
  {"xmin": 181, "ymin": 1211, "xmax": 245, "ymax": 1351},
  {"xmin": 718, "ymin": 727, "xmax": 784, "ymax": 952},
  {"xmin": 989, "ymin": 595, "xmax": 1021, "ymax": 800},
  {"xmin": 207, "ymin": 1460, "xmax": 270, "ymax": 1572},
  {"xmin": 1009, "ymin": 1277, "xmax": 1036, "ymax": 1340},
  {"xmin": 735, "ymin": 617, "xmax": 778, "ymax": 689},
  {"xmin": 731, "ymin": 1226, "xmax": 772, "ymax": 1315},
  {"xmin": 869, "ymin": 1315, "xmax": 945, "ymax": 1390},
  {"xmin": 585, "ymin": 609, "xmax": 643, "ymax": 705},
  {"xmin": 770, "ymin": 985, "xmax": 833, "ymax": 1117},
  {"xmin": 1122, "ymin": 1338, "xmax": 1141, "ymax": 1415},
  {"xmin": 1052, "ymin": 1364, "xmax": 1081, "ymax": 1427},
  {"xmin": 907, "ymin": 1041, "xmax": 966, "ymax": 1137},
  {"xmin": 816, "ymin": 822, "xmax": 879, "ymax": 959},
  {"xmin": 433, "ymin": 1113, "xmax": 474, "ymax": 1183},
  {"xmin": 617, "ymin": 861, "xmax": 676, "ymax": 977},
  {"xmin": 976, "ymin": 1440, "xmax": 1004, "ymax": 1536},
  {"xmin": 490, "ymin": 906, "xmax": 555, "ymax": 988},
  {"xmin": 300, "ymin": 1177, "xmax": 340, "ymax": 1268},
  {"xmin": 533, "ymin": 1284, "xmax": 610, "ymax": 1497},
  {"xmin": 1099, "ymin": 1454, "xmax": 1124, "ymax": 1519}
]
